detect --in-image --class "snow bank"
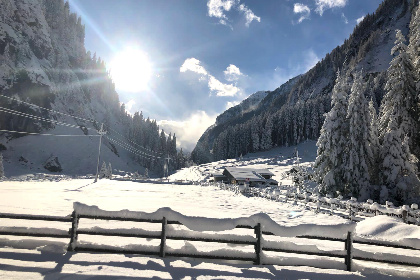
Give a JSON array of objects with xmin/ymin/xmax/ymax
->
[
  {"xmin": 263, "ymin": 239, "xmax": 345, "ymax": 256},
  {"xmin": 355, "ymin": 216, "xmax": 420, "ymax": 249},
  {"xmin": 74, "ymin": 202, "xmax": 355, "ymax": 239},
  {"xmin": 0, "ymin": 226, "xmax": 69, "ymax": 236},
  {"xmin": 0, "ymin": 238, "xmax": 67, "ymax": 254}
]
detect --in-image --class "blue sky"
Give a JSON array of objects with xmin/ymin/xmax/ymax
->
[{"xmin": 68, "ymin": 0, "xmax": 383, "ymax": 151}]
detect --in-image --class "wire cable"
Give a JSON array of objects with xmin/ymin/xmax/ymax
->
[
  {"xmin": 106, "ymin": 135, "xmax": 161, "ymax": 160},
  {"xmin": 105, "ymin": 135, "xmax": 161, "ymax": 159},
  {"xmin": 0, "ymin": 95, "xmax": 165, "ymax": 156},
  {"xmin": 0, "ymin": 129, "xmax": 101, "ymax": 137},
  {"xmin": 0, "ymin": 106, "xmax": 97, "ymax": 132},
  {"xmin": 0, "ymin": 94, "xmax": 97, "ymax": 124},
  {"xmin": 106, "ymin": 126, "xmax": 162, "ymax": 155}
]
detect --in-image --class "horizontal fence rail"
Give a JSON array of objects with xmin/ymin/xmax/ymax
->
[
  {"xmin": 201, "ymin": 182, "xmax": 420, "ymax": 226},
  {"xmin": 0, "ymin": 210, "xmax": 419, "ymax": 272}
]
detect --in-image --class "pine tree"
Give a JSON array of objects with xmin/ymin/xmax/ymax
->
[
  {"xmin": 251, "ymin": 117, "xmax": 260, "ymax": 152},
  {"xmin": 368, "ymin": 99, "xmax": 381, "ymax": 187},
  {"xmin": 408, "ymin": 1, "xmax": 420, "ymax": 162},
  {"xmin": 144, "ymin": 168, "xmax": 149, "ymax": 178},
  {"xmin": 314, "ymin": 69, "xmax": 350, "ymax": 196},
  {"xmin": 379, "ymin": 30, "xmax": 418, "ymax": 155},
  {"xmin": 99, "ymin": 161, "xmax": 107, "ymax": 179},
  {"xmin": 260, "ymin": 115, "xmax": 273, "ymax": 150},
  {"xmin": 409, "ymin": 1, "xmax": 420, "ymax": 88},
  {"xmin": 0, "ymin": 153, "xmax": 4, "ymax": 179},
  {"xmin": 380, "ymin": 117, "xmax": 420, "ymax": 204},
  {"xmin": 108, "ymin": 162, "xmax": 112, "ymax": 179},
  {"xmin": 344, "ymin": 71, "xmax": 372, "ymax": 200}
]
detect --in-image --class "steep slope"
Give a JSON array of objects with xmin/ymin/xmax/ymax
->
[
  {"xmin": 216, "ymin": 91, "xmax": 269, "ymax": 126},
  {"xmin": 192, "ymin": 0, "xmax": 415, "ymax": 164},
  {"xmin": 0, "ymin": 0, "xmax": 171, "ymax": 176}
]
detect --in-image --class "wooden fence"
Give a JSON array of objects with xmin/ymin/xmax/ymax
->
[
  {"xmin": 204, "ymin": 182, "xmax": 420, "ymax": 225},
  {"xmin": 1, "ymin": 210, "xmax": 420, "ymax": 272}
]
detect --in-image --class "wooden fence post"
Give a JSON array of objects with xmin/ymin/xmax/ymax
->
[
  {"xmin": 68, "ymin": 211, "xmax": 79, "ymax": 251},
  {"xmin": 160, "ymin": 217, "xmax": 167, "ymax": 258},
  {"xmin": 345, "ymin": 231, "xmax": 353, "ymax": 271},
  {"xmin": 254, "ymin": 223, "xmax": 262, "ymax": 265}
]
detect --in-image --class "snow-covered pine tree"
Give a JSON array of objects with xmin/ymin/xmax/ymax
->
[
  {"xmin": 132, "ymin": 171, "xmax": 139, "ymax": 180},
  {"xmin": 99, "ymin": 161, "xmax": 107, "ymax": 179},
  {"xmin": 314, "ymin": 69, "xmax": 350, "ymax": 196},
  {"xmin": 344, "ymin": 71, "xmax": 373, "ymax": 200},
  {"xmin": 409, "ymin": 0, "xmax": 420, "ymax": 88},
  {"xmin": 368, "ymin": 99, "xmax": 381, "ymax": 187},
  {"xmin": 408, "ymin": 1, "xmax": 420, "ymax": 161},
  {"xmin": 380, "ymin": 117, "xmax": 420, "ymax": 204},
  {"xmin": 251, "ymin": 117, "xmax": 260, "ymax": 152},
  {"xmin": 0, "ymin": 153, "xmax": 4, "ymax": 179},
  {"xmin": 379, "ymin": 30, "xmax": 418, "ymax": 156},
  {"xmin": 144, "ymin": 168, "xmax": 149, "ymax": 178},
  {"xmin": 260, "ymin": 115, "xmax": 273, "ymax": 151},
  {"xmin": 108, "ymin": 162, "xmax": 112, "ymax": 179}
]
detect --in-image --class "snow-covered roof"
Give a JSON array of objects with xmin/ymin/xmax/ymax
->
[{"xmin": 223, "ymin": 167, "xmax": 273, "ymax": 181}]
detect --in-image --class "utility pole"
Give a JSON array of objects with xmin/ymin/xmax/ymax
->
[{"xmin": 94, "ymin": 123, "xmax": 106, "ymax": 183}]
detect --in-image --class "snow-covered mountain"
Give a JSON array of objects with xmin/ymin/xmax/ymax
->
[
  {"xmin": 192, "ymin": 0, "xmax": 416, "ymax": 164},
  {"xmin": 216, "ymin": 91, "xmax": 269, "ymax": 126},
  {"xmin": 0, "ymin": 0, "xmax": 181, "ymax": 176}
]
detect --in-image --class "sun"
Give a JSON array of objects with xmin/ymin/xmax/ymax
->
[{"xmin": 110, "ymin": 48, "xmax": 153, "ymax": 92}]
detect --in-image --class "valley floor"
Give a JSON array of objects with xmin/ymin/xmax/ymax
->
[{"xmin": 0, "ymin": 178, "xmax": 419, "ymax": 279}]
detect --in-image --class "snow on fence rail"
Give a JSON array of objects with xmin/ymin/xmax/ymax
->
[
  {"xmin": 202, "ymin": 182, "xmax": 420, "ymax": 225},
  {"xmin": 0, "ymin": 203, "xmax": 419, "ymax": 272}
]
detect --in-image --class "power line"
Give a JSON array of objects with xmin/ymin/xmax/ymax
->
[
  {"xmin": 0, "ymin": 129, "xmax": 100, "ymax": 137},
  {"xmin": 106, "ymin": 136, "xmax": 161, "ymax": 160},
  {"xmin": 106, "ymin": 126, "xmax": 162, "ymax": 156},
  {"xmin": 0, "ymin": 106, "xmax": 97, "ymax": 132},
  {"xmin": 105, "ymin": 135, "xmax": 161, "ymax": 160},
  {"xmin": 0, "ymin": 94, "xmax": 165, "ymax": 156},
  {"xmin": 0, "ymin": 94, "xmax": 97, "ymax": 124}
]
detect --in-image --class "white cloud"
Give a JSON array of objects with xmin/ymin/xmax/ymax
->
[
  {"xmin": 315, "ymin": 0, "xmax": 347, "ymax": 16},
  {"xmin": 225, "ymin": 100, "xmax": 240, "ymax": 110},
  {"xmin": 294, "ymin": 3, "xmax": 311, "ymax": 23},
  {"xmin": 341, "ymin": 13, "xmax": 348, "ymax": 24},
  {"xmin": 356, "ymin": 15, "xmax": 365, "ymax": 24},
  {"xmin": 224, "ymin": 64, "xmax": 243, "ymax": 81},
  {"xmin": 180, "ymin": 58, "xmax": 241, "ymax": 97},
  {"xmin": 238, "ymin": 3, "xmax": 261, "ymax": 26},
  {"xmin": 180, "ymin": 58, "xmax": 208, "ymax": 76},
  {"xmin": 207, "ymin": 0, "xmax": 237, "ymax": 20},
  {"xmin": 207, "ymin": 0, "xmax": 260, "ymax": 27},
  {"xmin": 208, "ymin": 76, "xmax": 240, "ymax": 97},
  {"xmin": 125, "ymin": 100, "xmax": 136, "ymax": 114},
  {"xmin": 158, "ymin": 111, "xmax": 217, "ymax": 152}
]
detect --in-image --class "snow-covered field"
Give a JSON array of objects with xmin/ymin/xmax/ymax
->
[{"xmin": 0, "ymin": 141, "xmax": 419, "ymax": 279}]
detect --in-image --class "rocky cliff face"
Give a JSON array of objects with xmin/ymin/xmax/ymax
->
[
  {"xmin": 0, "ymin": 0, "xmax": 140, "ymax": 176},
  {"xmin": 192, "ymin": 0, "xmax": 416, "ymax": 164}
]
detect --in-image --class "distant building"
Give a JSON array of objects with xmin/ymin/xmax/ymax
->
[{"xmin": 212, "ymin": 167, "xmax": 278, "ymax": 187}]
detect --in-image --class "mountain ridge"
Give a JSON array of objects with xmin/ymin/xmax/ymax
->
[
  {"xmin": 0, "ymin": 0, "xmax": 185, "ymax": 176},
  {"xmin": 192, "ymin": 0, "xmax": 415, "ymax": 164}
]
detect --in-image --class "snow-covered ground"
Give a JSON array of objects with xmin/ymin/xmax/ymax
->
[
  {"xmin": 170, "ymin": 140, "xmax": 318, "ymax": 187},
  {"xmin": 0, "ymin": 141, "xmax": 419, "ymax": 279}
]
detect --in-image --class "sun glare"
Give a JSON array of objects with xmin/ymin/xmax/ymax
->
[{"xmin": 110, "ymin": 48, "xmax": 152, "ymax": 92}]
